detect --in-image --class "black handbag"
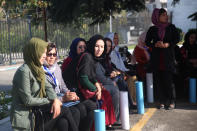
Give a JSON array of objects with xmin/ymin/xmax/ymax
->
[{"xmin": 32, "ymin": 104, "xmax": 53, "ymax": 131}]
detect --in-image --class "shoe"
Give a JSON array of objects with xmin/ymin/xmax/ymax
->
[
  {"xmin": 167, "ymin": 103, "xmax": 175, "ymax": 110},
  {"xmin": 130, "ymin": 105, "xmax": 137, "ymax": 109},
  {"xmin": 113, "ymin": 122, "xmax": 121, "ymax": 126},
  {"xmin": 158, "ymin": 104, "xmax": 165, "ymax": 109},
  {"xmin": 106, "ymin": 125, "xmax": 116, "ymax": 130}
]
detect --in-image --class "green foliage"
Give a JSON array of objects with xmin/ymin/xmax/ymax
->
[
  {"xmin": 48, "ymin": 0, "xmax": 146, "ymax": 25},
  {"xmin": 1, "ymin": 0, "xmax": 181, "ymax": 25},
  {"xmin": 188, "ymin": 28, "xmax": 197, "ymax": 33},
  {"xmin": 188, "ymin": 12, "xmax": 197, "ymax": 21},
  {"xmin": 128, "ymin": 44, "xmax": 137, "ymax": 50},
  {"xmin": 176, "ymin": 27, "xmax": 184, "ymax": 42},
  {"xmin": 0, "ymin": 20, "xmax": 29, "ymax": 53},
  {"xmin": 0, "ymin": 91, "xmax": 12, "ymax": 120}
]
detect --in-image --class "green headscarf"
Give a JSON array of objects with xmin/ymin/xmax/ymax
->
[{"xmin": 23, "ymin": 37, "xmax": 48, "ymax": 98}]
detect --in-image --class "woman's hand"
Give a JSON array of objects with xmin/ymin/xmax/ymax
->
[
  {"xmin": 63, "ymin": 91, "xmax": 79, "ymax": 102},
  {"xmin": 96, "ymin": 89, "xmax": 102, "ymax": 100},
  {"xmin": 155, "ymin": 41, "xmax": 169, "ymax": 48},
  {"xmin": 95, "ymin": 82, "xmax": 102, "ymax": 92},
  {"xmin": 110, "ymin": 71, "xmax": 117, "ymax": 78},
  {"xmin": 155, "ymin": 41, "xmax": 164, "ymax": 48},
  {"xmin": 116, "ymin": 71, "xmax": 121, "ymax": 75},
  {"xmin": 95, "ymin": 82, "xmax": 102, "ymax": 100},
  {"xmin": 51, "ymin": 98, "xmax": 62, "ymax": 119},
  {"xmin": 163, "ymin": 43, "xmax": 169, "ymax": 48}
]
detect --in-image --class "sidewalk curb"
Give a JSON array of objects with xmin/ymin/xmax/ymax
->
[
  {"xmin": 0, "ymin": 117, "xmax": 10, "ymax": 125},
  {"xmin": 0, "ymin": 66, "xmax": 19, "ymax": 72}
]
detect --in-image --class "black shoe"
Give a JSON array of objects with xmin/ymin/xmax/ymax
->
[
  {"xmin": 106, "ymin": 125, "xmax": 116, "ymax": 130},
  {"xmin": 130, "ymin": 105, "xmax": 137, "ymax": 109},
  {"xmin": 113, "ymin": 122, "xmax": 121, "ymax": 126}
]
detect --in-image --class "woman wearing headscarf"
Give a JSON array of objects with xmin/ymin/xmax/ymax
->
[
  {"xmin": 178, "ymin": 30, "xmax": 197, "ymax": 98},
  {"xmin": 145, "ymin": 8, "xmax": 180, "ymax": 109},
  {"xmin": 62, "ymin": 38, "xmax": 86, "ymax": 90},
  {"xmin": 63, "ymin": 35, "xmax": 116, "ymax": 130},
  {"xmin": 88, "ymin": 35, "xmax": 121, "ymax": 126},
  {"xmin": 62, "ymin": 38, "xmax": 86, "ymax": 72},
  {"xmin": 133, "ymin": 32, "xmax": 150, "ymax": 81},
  {"xmin": 105, "ymin": 32, "xmax": 138, "ymax": 107},
  {"xmin": 10, "ymin": 38, "xmax": 77, "ymax": 131},
  {"xmin": 180, "ymin": 30, "xmax": 197, "ymax": 77},
  {"xmin": 44, "ymin": 42, "xmax": 96, "ymax": 131}
]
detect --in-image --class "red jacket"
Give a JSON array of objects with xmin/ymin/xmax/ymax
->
[{"xmin": 133, "ymin": 45, "xmax": 150, "ymax": 79}]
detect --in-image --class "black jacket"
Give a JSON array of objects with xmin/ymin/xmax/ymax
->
[{"xmin": 145, "ymin": 24, "xmax": 180, "ymax": 72}]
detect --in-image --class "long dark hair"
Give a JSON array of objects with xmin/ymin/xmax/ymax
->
[
  {"xmin": 87, "ymin": 34, "xmax": 107, "ymax": 61},
  {"xmin": 183, "ymin": 30, "xmax": 197, "ymax": 48}
]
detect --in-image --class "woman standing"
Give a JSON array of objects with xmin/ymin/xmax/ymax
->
[
  {"xmin": 145, "ymin": 8, "xmax": 180, "ymax": 109},
  {"xmin": 10, "ymin": 38, "xmax": 77, "ymax": 131}
]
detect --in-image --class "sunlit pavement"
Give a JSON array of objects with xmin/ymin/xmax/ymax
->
[{"xmin": 1, "ymin": 66, "xmax": 197, "ymax": 131}]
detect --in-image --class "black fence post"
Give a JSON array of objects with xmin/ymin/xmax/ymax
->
[
  {"xmin": 7, "ymin": 18, "xmax": 12, "ymax": 65},
  {"xmin": 27, "ymin": 15, "xmax": 32, "ymax": 39}
]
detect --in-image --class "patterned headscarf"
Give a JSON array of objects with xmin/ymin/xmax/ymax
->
[{"xmin": 23, "ymin": 37, "xmax": 48, "ymax": 98}]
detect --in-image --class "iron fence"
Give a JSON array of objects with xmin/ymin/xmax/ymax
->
[
  {"xmin": 0, "ymin": 12, "xmax": 150, "ymax": 65},
  {"xmin": 0, "ymin": 19, "xmax": 123, "ymax": 65}
]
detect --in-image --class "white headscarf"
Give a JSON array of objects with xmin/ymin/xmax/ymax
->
[{"xmin": 104, "ymin": 32, "xmax": 115, "ymax": 46}]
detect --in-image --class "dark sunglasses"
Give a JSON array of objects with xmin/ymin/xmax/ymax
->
[
  {"xmin": 47, "ymin": 53, "xmax": 57, "ymax": 57},
  {"xmin": 78, "ymin": 45, "xmax": 86, "ymax": 49}
]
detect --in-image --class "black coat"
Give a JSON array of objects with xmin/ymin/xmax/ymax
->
[{"xmin": 145, "ymin": 24, "xmax": 180, "ymax": 73}]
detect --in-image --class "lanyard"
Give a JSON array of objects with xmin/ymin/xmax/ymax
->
[
  {"xmin": 115, "ymin": 51, "xmax": 120, "ymax": 59},
  {"xmin": 43, "ymin": 66, "xmax": 57, "ymax": 87}
]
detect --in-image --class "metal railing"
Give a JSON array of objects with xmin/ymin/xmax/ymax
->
[{"xmin": 0, "ymin": 17, "xmax": 146, "ymax": 65}]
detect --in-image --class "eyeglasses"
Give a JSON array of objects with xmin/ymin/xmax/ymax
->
[
  {"xmin": 78, "ymin": 45, "xmax": 86, "ymax": 49},
  {"xmin": 47, "ymin": 53, "xmax": 57, "ymax": 57}
]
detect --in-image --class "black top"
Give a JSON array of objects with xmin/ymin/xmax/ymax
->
[
  {"xmin": 62, "ymin": 53, "xmax": 97, "ymax": 89},
  {"xmin": 77, "ymin": 53, "xmax": 97, "ymax": 84},
  {"xmin": 181, "ymin": 42, "xmax": 197, "ymax": 59},
  {"xmin": 145, "ymin": 24, "xmax": 180, "ymax": 72}
]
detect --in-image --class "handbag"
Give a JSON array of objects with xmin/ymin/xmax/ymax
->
[
  {"xmin": 76, "ymin": 53, "xmax": 96, "ymax": 99},
  {"xmin": 32, "ymin": 104, "xmax": 53, "ymax": 131}
]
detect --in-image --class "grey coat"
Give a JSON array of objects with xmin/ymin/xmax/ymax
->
[{"xmin": 10, "ymin": 64, "xmax": 57, "ymax": 130}]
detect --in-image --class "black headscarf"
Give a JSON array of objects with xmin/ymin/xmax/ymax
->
[
  {"xmin": 182, "ymin": 30, "xmax": 197, "ymax": 59},
  {"xmin": 62, "ymin": 35, "xmax": 106, "ymax": 90},
  {"xmin": 86, "ymin": 34, "xmax": 107, "ymax": 62},
  {"xmin": 183, "ymin": 30, "xmax": 197, "ymax": 49}
]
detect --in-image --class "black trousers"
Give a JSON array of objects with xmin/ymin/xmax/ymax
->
[
  {"xmin": 44, "ymin": 106, "xmax": 79, "ymax": 131},
  {"xmin": 154, "ymin": 70, "xmax": 176, "ymax": 105},
  {"xmin": 44, "ymin": 99, "xmax": 96, "ymax": 131},
  {"xmin": 78, "ymin": 99, "xmax": 97, "ymax": 131},
  {"xmin": 54, "ymin": 99, "xmax": 96, "ymax": 131}
]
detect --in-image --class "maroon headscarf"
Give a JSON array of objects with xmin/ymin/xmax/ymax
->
[{"xmin": 152, "ymin": 8, "xmax": 169, "ymax": 40}]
